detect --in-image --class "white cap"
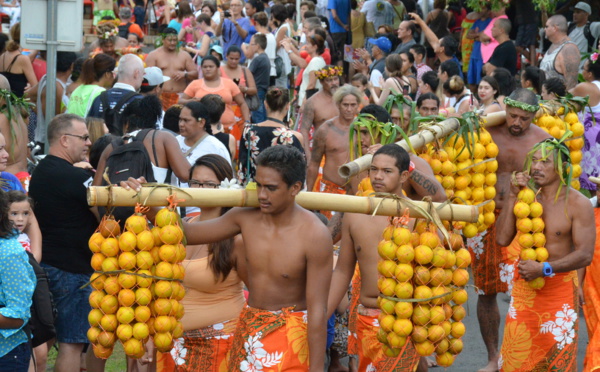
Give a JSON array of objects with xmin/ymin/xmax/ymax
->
[
  {"xmin": 574, "ymin": 2, "xmax": 591, "ymax": 14},
  {"xmin": 142, "ymin": 66, "xmax": 170, "ymax": 87}
]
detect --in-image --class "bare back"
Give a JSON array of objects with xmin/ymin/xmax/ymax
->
[
  {"xmin": 487, "ymin": 123, "xmax": 550, "ymax": 208},
  {"xmin": 145, "ymin": 47, "xmax": 194, "ymax": 93},
  {"xmin": 0, "ymin": 111, "xmax": 28, "ymax": 174},
  {"xmin": 236, "ymin": 206, "xmax": 332, "ymax": 311},
  {"xmin": 310, "ymin": 93, "xmax": 339, "ymax": 131}
]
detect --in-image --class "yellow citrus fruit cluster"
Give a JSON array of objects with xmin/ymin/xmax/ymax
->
[
  {"xmin": 376, "ymin": 221, "xmax": 470, "ymax": 367},
  {"xmin": 536, "ymin": 113, "xmax": 583, "ymax": 190},
  {"xmin": 419, "ymin": 129, "xmax": 498, "ymax": 238},
  {"xmin": 513, "ymin": 188, "xmax": 547, "ymax": 290},
  {"xmin": 87, "ymin": 209, "xmax": 186, "ymax": 359}
]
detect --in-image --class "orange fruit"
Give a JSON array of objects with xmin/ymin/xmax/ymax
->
[
  {"xmin": 88, "ymin": 308, "xmax": 103, "ymax": 327},
  {"xmin": 412, "ymin": 305, "xmax": 430, "ymax": 326},
  {"xmin": 154, "ymin": 280, "xmax": 174, "ymax": 298},
  {"xmin": 116, "ymin": 307, "xmax": 135, "ymax": 324},
  {"xmin": 100, "ymin": 314, "xmax": 118, "ymax": 332},
  {"xmin": 452, "ymin": 269, "xmax": 469, "ymax": 287},
  {"xmin": 395, "ymin": 244, "xmax": 415, "ymax": 263},
  {"xmin": 436, "ymin": 352, "xmax": 455, "ymax": 367},
  {"xmin": 414, "ymin": 265, "xmax": 431, "ymax": 286},
  {"xmin": 135, "ymin": 288, "xmax": 152, "ymax": 306},
  {"xmin": 132, "ymin": 322, "xmax": 150, "ymax": 341},
  {"xmin": 455, "ymin": 249, "xmax": 471, "ymax": 269},
  {"xmin": 412, "ymin": 325, "xmax": 428, "ymax": 343},
  {"xmin": 90, "ymin": 252, "xmax": 106, "ymax": 271},
  {"xmin": 137, "ymin": 231, "xmax": 155, "ymax": 251},
  {"xmin": 155, "ymin": 261, "xmax": 174, "ymax": 279},
  {"xmin": 394, "ymin": 302, "xmax": 413, "ymax": 319},
  {"xmin": 100, "ymin": 295, "xmax": 118, "ymax": 314},
  {"xmin": 392, "ymin": 227, "xmax": 412, "ymax": 246},
  {"xmin": 89, "ymin": 233, "xmax": 105, "ymax": 253},
  {"xmin": 155, "ymin": 208, "xmax": 178, "ymax": 227},
  {"xmin": 100, "ymin": 238, "xmax": 119, "ymax": 257},
  {"xmin": 90, "ymin": 273, "xmax": 106, "ymax": 291},
  {"xmin": 136, "ymin": 269, "xmax": 153, "ymax": 288},
  {"xmin": 101, "ymin": 257, "xmax": 119, "ymax": 272},
  {"xmin": 392, "ymin": 319, "xmax": 413, "ymax": 337},
  {"xmin": 378, "ymin": 278, "xmax": 396, "ymax": 297},
  {"xmin": 118, "ymin": 252, "xmax": 137, "ymax": 270},
  {"xmin": 87, "ymin": 327, "xmax": 102, "ymax": 344},
  {"xmin": 159, "ymin": 244, "xmax": 178, "ymax": 264},
  {"xmin": 103, "ymin": 276, "xmax": 121, "ymax": 296},
  {"xmin": 99, "ymin": 218, "xmax": 121, "ymax": 238},
  {"xmin": 377, "ymin": 240, "xmax": 397, "ymax": 260},
  {"xmin": 134, "ymin": 306, "xmax": 152, "ymax": 323},
  {"xmin": 415, "ymin": 340, "xmax": 435, "ymax": 356},
  {"xmin": 136, "ymin": 251, "xmax": 154, "ymax": 270},
  {"xmin": 528, "ymin": 277, "xmax": 545, "ymax": 289},
  {"xmin": 89, "ymin": 290, "xmax": 105, "ymax": 309},
  {"xmin": 451, "ymin": 321, "xmax": 466, "ymax": 338},
  {"xmin": 116, "ymin": 324, "xmax": 133, "ymax": 341},
  {"xmin": 118, "ymin": 232, "xmax": 138, "ymax": 252},
  {"xmin": 123, "ymin": 338, "xmax": 144, "ymax": 357},
  {"xmin": 118, "ymin": 288, "xmax": 136, "ymax": 307},
  {"xmin": 452, "ymin": 289, "xmax": 468, "ymax": 305},
  {"xmin": 414, "ymin": 245, "xmax": 433, "ymax": 265},
  {"xmin": 394, "ymin": 263, "xmax": 413, "ymax": 282},
  {"xmin": 125, "ymin": 214, "xmax": 147, "ymax": 234},
  {"xmin": 153, "ymin": 298, "xmax": 173, "ymax": 316},
  {"xmin": 118, "ymin": 271, "xmax": 137, "ymax": 289},
  {"xmin": 159, "ymin": 225, "xmax": 183, "ymax": 245},
  {"xmin": 393, "ymin": 282, "xmax": 414, "ymax": 299},
  {"xmin": 449, "ymin": 338, "xmax": 464, "ymax": 354},
  {"xmin": 92, "ymin": 344, "xmax": 113, "ymax": 359}
]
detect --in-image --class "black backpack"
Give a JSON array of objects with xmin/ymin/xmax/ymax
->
[
  {"xmin": 24, "ymin": 251, "xmax": 57, "ymax": 348},
  {"xmin": 568, "ymin": 22, "xmax": 595, "ymax": 52},
  {"xmin": 118, "ymin": 22, "xmax": 132, "ymax": 39},
  {"xmin": 103, "ymin": 129, "xmax": 158, "ymax": 224},
  {"xmin": 99, "ymin": 90, "xmax": 139, "ymax": 135}
]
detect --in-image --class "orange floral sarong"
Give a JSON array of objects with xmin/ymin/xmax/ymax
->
[
  {"xmin": 466, "ymin": 210, "xmax": 511, "ymax": 295},
  {"xmin": 347, "ymin": 264, "xmax": 361, "ymax": 356},
  {"xmin": 583, "ymin": 208, "xmax": 600, "ymax": 372},
  {"xmin": 160, "ymin": 92, "xmax": 180, "ymax": 111},
  {"xmin": 355, "ymin": 305, "xmax": 420, "ymax": 371},
  {"xmin": 228, "ymin": 306, "xmax": 309, "ymax": 371},
  {"xmin": 499, "ymin": 271, "xmax": 579, "ymax": 372},
  {"xmin": 317, "ymin": 178, "xmax": 346, "ymax": 219}
]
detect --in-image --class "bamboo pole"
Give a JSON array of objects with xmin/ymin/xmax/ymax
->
[
  {"xmin": 87, "ymin": 187, "xmax": 479, "ymax": 222},
  {"xmin": 338, "ymin": 112, "xmax": 508, "ymax": 179}
]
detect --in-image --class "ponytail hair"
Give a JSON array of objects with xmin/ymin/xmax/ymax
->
[{"xmin": 6, "ymin": 23, "xmax": 20, "ymax": 52}]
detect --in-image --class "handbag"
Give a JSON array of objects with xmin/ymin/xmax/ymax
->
[{"xmin": 242, "ymin": 67, "xmax": 260, "ymax": 111}]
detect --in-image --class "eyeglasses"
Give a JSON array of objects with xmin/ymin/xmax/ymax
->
[
  {"xmin": 188, "ymin": 180, "xmax": 220, "ymax": 188},
  {"xmin": 64, "ymin": 133, "xmax": 90, "ymax": 141}
]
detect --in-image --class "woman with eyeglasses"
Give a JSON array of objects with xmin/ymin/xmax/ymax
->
[
  {"xmin": 66, "ymin": 54, "xmax": 116, "ymax": 117},
  {"xmin": 158, "ymin": 154, "xmax": 245, "ymax": 371}
]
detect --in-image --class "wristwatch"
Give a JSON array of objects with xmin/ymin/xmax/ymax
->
[
  {"xmin": 286, "ymin": 50, "xmax": 293, "ymax": 54},
  {"xmin": 542, "ymin": 262, "xmax": 553, "ymax": 277}
]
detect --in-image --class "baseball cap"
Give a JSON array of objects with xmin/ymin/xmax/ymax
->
[
  {"xmin": 573, "ymin": 2, "xmax": 591, "ymax": 14},
  {"xmin": 119, "ymin": 7, "xmax": 132, "ymax": 20},
  {"xmin": 143, "ymin": 66, "xmax": 170, "ymax": 87},
  {"xmin": 211, "ymin": 45, "xmax": 224, "ymax": 56},
  {"xmin": 367, "ymin": 37, "xmax": 392, "ymax": 54}
]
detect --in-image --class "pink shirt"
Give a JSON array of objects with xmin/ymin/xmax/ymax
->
[
  {"xmin": 182, "ymin": 18, "xmax": 195, "ymax": 44},
  {"xmin": 481, "ymin": 15, "xmax": 508, "ymax": 63}
]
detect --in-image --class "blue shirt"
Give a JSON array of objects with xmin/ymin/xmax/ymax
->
[
  {"xmin": 328, "ymin": 0, "xmax": 350, "ymax": 33},
  {"xmin": 0, "ymin": 172, "xmax": 24, "ymax": 193},
  {"xmin": 0, "ymin": 234, "xmax": 35, "ymax": 358},
  {"xmin": 470, "ymin": 18, "xmax": 492, "ymax": 60},
  {"xmin": 167, "ymin": 19, "xmax": 182, "ymax": 33},
  {"xmin": 222, "ymin": 17, "xmax": 251, "ymax": 63}
]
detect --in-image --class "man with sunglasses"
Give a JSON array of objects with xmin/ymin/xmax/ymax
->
[{"xmin": 29, "ymin": 114, "xmax": 106, "ymax": 372}]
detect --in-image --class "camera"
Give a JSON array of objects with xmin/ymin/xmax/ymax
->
[
  {"xmin": 403, "ymin": 14, "xmax": 413, "ymax": 21},
  {"xmin": 224, "ymin": 10, "xmax": 231, "ymax": 18}
]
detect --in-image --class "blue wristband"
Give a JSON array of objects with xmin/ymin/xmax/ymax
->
[{"xmin": 542, "ymin": 262, "xmax": 553, "ymax": 277}]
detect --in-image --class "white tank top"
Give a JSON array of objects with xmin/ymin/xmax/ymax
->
[
  {"xmin": 585, "ymin": 80, "xmax": 600, "ymax": 115},
  {"xmin": 539, "ymin": 40, "xmax": 575, "ymax": 81}
]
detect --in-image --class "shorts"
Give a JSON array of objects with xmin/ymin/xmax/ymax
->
[
  {"xmin": 0, "ymin": 342, "xmax": 30, "ymax": 372},
  {"xmin": 468, "ymin": 57, "xmax": 484, "ymax": 85},
  {"xmin": 331, "ymin": 32, "xmax": 346, "ymax": 65},
  {"xmin": 515, "ymin": 23, "xmax": 537, "ymax": 47},
  {"xmin": 41, "ymin": 263, "xmax": 92, "ymax": 344}
]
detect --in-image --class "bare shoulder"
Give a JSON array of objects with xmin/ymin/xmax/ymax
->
[
  {"xmin": 528, "ymin": 124, "xmax": 552, "ymax": 141},
  {"xmin": 568, "ymin": 190, "xmax": 595, "ymax": 218},
  {"xmin": 562, "ymin": 42, "xmax": 580, "ymax": 55}
]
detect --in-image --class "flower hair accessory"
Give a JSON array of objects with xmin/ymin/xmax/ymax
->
[
  {"xmin": 591, "ymin": 52, "xmax": 599, "ymax": 64},
  {"xmin": 219, "ymin": 178, "xmax": 244, "ymax": 189},
  {"xmin": 315, "ymin": 66, "xmax": 343, "ymax": 80},
  {"xmin": 504, "ymin": 97, "xmax": 539, "ymax": 113}
]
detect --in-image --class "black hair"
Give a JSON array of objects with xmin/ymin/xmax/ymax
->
[
  {"xmin": 201, "ymin": 55, "xmax": 220, "ymax": 67},
  {"xmin": 271, "ymin": 4, "xmax": 288, "ymax": 25},
  {"xmin": 417, "ymin": 92, "xmax": 440, "ymax": 107},
  {"xmin": 200, "ymin": 94, "xmax": 226, "ymax": 125},
  {"xmin": 586, "ymin": 58, "xmax": 600, "ymax": 80},
  {"xmin": 373, "ymin": 144, "xmax": 410, "ymax": 173},
  {"xmin": 70, "ymin": 57, "xmax": 86, "ymax": 82},
  {"xmin": 508, "ymin": 87, "xmax": 539, "ymax": 107},
  {"xmin": 0, "ymin": 33, "xmax": 8, "ymax": 55},
  {"xmin": 542, "ymin": 77, "xmax": 567, "ymax": 98},
  {"xmin": 422, "ymin": 70, "xmax": 440, "ymax": 91},
  {"xmin": 247, "ymin": 0, "xmax": 265, "ymax": 12},
  {"xmin": 410, "ymin": 43, "xmax": 426, "ymax": 58},
  {"xmin": 163, "ymin": 105, "xmax": 182, "ymax": 134},
  {"xmin": 122, "ymin": 95, "xmax": 162, "ymax": 131},
  {"xmin": 360, "ymin": 104, "xmax": 392, "ymax": 123},
  {"xmin": 440, "ymin": 36, "xmax": 458, "ymax": 57},
  {"xmin": 163, "ymin": 27, "xmax": 178, "ymax": 35},
  {"xmin": 0, "ymin": 190, "xmax": 20, "ymax": 237},
  {"xmin": 255, "ymin": 145, "xmax": 306, "ymax": 187},
  {"xmin": 56, "ymin": 52, "xmax": 77, "ymax": 73},
  {"xmin": 7, "ymin": 190, "xmax": 32, "ymax": 211},
  {"xmin": 90, "ymin": 134, "xmax": 119, "ymax": 169},
  {"xmin": 265, "ymin": 87, "xmax": 289, "ymax": 112},
  {"xmin": 491, "ymin": 67, "xmax": 515, "ymax": 97},
  {"xmin": 226, "ymin": 45, "xmax": 242, "ymax": 56},
  {"xmin": 184, "ymin": 101, "xmax": 212, "ymax": 135},
  {"xmin": 351, "ymin": 72, "xmax": 368, "ymax": 85},
  {"xmin": 522, "ymin": 66, "xmax": 546, "ymax": 94},
  {"xmin": 439, "ymin": 59, "xmax": 460, "ymax": 79},
  {"xmin": 190, "ymin": 154, "xmax": 235, "ymax": 281}
]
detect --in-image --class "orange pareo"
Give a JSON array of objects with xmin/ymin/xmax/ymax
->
[{"xmin": 583, "ymin": 208, "xmax": 600, "ymax": 372}]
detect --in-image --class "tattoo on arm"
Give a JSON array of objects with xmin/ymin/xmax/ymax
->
[
  {"xmin": 562, "ymin": 46, "xmax": 581, "ymax": 89},
  {"xmin": 329, "ymin": 212, "xmax": 344, "ymax": 241},
  {"xmin": 410, "ymin": 170, "xmax": 438, "ymax": 196},
  {"xmin": 299, "ymin": 100, "xmax": 314, "ymax": 133}
]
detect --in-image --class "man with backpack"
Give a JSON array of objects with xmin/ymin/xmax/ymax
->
[
  {"xmin": 87, "ymin": 54, "xmax": 145, "ymax": 135},
  {"xmin": 567, "ymin": 2, "xmax": 600, "ymax": 69},
  {"xmin": 117, "ymin": 7, "xmax": 144, "ymax": 40}
]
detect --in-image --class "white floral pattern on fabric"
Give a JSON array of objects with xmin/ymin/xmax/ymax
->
[
  {"xmin": 271, "ymin": 127, "xmax": 295, "ymax": 146},
  {"xmin": 499, "ymin": 262, "xmax": 515, "ymax": 294},
  {"xmin": 508, "ymin": 297, "xmax": 516, "ymax": 319},
  {"xmin": 170, "ymin": 337, "xmax": 188, "ymax": 366},
  {"xmin": 366, "ymin": 363, "xmax": 377, "ymax": 372},
  {"xmin": 498, "ymin": 354, "xmax": 503, "ymax": 369},
  {"xmin": 582, "ymin": 142, "xmax": 600, "ymax": 176},
  {"xmin": 240, "ymin": 332, "xmax": 283, "ymax": 371},
  {"xmin": 467, "ymin": 231, "xmax": 486, "ymax": 259},
  {"xmin": 540, "ymin": 304, "xmax": 578, "ymax": 350}
]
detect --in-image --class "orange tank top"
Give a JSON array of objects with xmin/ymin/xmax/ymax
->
[{"xmin": 181, "ymin": 256, "xmax": 245, "ymax": 331}]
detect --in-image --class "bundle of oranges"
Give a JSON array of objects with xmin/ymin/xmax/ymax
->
[
  {"xmin": 535, "ymin": 112, "xmax": 583, "ymax": 190},
  {"xmin": 87, "ymin": 205, "xmax": 186, "ymax": 358},
  {"xmin": 513, "ymin": 188, "xmax": 547, "ymax": 289},
  {"xmin": 418, "ymin": 127, "xmax": 498, "ymax": 238},
  {"xmin": 376, "ymin": 217, "xmax": 471, "ymax": 367}
]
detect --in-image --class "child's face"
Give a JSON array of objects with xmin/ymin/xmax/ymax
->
[
  {"xmin": 9, "ymin": 201, "xmax": 30, "ymax": 232},
  {"xmin": 352, "ymin": 80, "xmax": 366, "ymax": 92}
]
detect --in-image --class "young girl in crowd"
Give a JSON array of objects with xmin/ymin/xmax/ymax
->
[{"xmin": 7, "ymin": 191, "xmax": 32, "ymax": 254}]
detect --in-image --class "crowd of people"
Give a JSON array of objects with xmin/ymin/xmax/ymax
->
[{"xmin": 0, "ymin": 0, "xmax": 599, "ymax": 371}]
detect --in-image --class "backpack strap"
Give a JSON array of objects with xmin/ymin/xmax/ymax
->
[
  {"xmin": 112, "ymin": 91, "xmax": 139, "ymax": 115},
  {"xmin": 99, "ymin": 90, "xmax": 110, "ymax": 116}
]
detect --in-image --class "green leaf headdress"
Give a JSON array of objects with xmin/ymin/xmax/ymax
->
[
  {"xmin": 523, "ymin": 133, "xmax": 573, "ymax": 202},
  {"xmin": 0, "ymin": 89, "xmax": 33, "ymax": 159},
  {"xmin": 383, "ymin": 91, "xmax": 417, "ymax": 134},
  {"xmin": 349, "ymin": 114, "xmax": 404, "ymax": 160}
]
